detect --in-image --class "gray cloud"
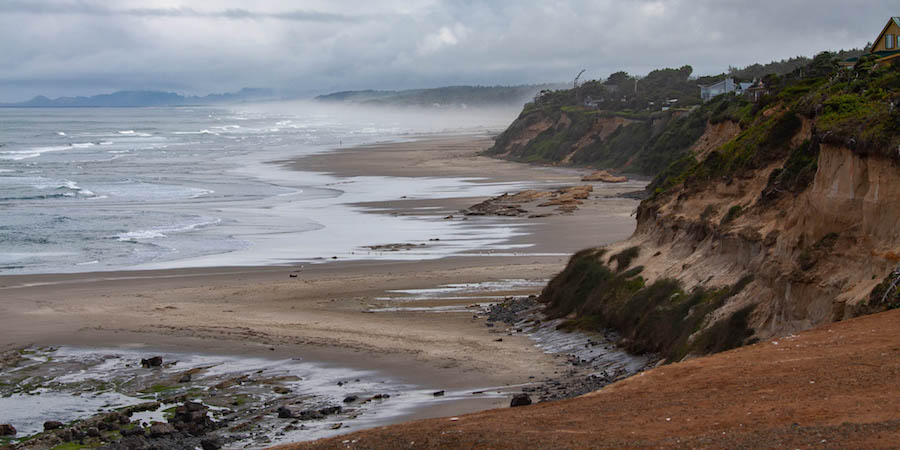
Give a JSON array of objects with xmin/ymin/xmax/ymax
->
[
  {"xmin": 0, "ymin": 1, "xmax": 364, "ymax": 22},
  {"xmin": 0, "ymin": 0, "xmax": 895, "ymax": 102}
]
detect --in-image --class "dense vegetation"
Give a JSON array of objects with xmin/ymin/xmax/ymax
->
[
  {"xmin": 651, "ymin": 51, "xmax": 900, "ymax": 198},
  {"xmin": 486, "ymin": 82, "xmax": 744, "ymax": 175},
  {"xmin": 541, "ymin": 248, "xmax": 756, "ymax": 362},
  {"xmin": 486, "ymin": 48, "xmax": 879, "ymax": 177},
  {"xmin": 727, "ymin": 47, "xmax": 866, "ymax": 80}
]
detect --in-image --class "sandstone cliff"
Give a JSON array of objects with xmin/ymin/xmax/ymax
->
[{"xmin": 540, "ymin": 54, "xmax": 900, "ymax": 363}]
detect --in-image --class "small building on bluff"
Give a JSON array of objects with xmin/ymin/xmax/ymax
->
[
  {"xmin": 698, "ymin": 78, "xmax": 737, "ymax": 102},
  {"xmin": 843, "ymin": 16, "xmax": 900, "ymax": 66}
]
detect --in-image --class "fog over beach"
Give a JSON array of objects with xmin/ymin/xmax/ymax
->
[{"xmin": 1, "ymin": 104, "xmax": 525, "ymax": 274}]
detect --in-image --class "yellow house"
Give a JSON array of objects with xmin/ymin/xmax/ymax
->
[{"xmin": 844, "ymin": 17, "xmax": 900, "ymax": 65}]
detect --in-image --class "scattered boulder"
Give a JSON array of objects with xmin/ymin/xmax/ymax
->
[
  {"xmin": 487, "ymin": 297, "xmax": 538, "ymax": 325},
  {"xmin": 70, "ymin": 427, "xmax": 86, "ymax": 440},
  {"xmin": 319, "ymin": 406, "xmax": 342, "ymax": 416},
  {"xmin": 582, "ymin": 170, "xmax": 628, "ymax": 183},
  {"xmin": 432, "ymin": 390, "xmax": 445, "ymax": 397},
  {"xmin": 0, "ymin": 424, "xmax": 16, "ymax": 436},
  {"xmin": 343, "ymin": 395, "xmax": 359, "ymax": 403},
  {"xmin": 171, "ymin": 402, "xmax": 214, "ymax": 435},
  {"xmin": 122, "ymin": 402, "xmax": 161, "ymax": 415},
  {"xmin": 273, "ymin": 386, "xmax": 291, "ymax": 394},
  {"xmin": 201, "ymin": 437, "xmax": 222, "ymax": 450},
  {"xmin": 44, "ymin": 421, "xmax": 63, "ymax": 431},
  {"xmin": 298, "ymin": 409, "xmax": 325, "ymax": 421},
  {"xmin": 86, "ymin": 427, "xmax": 101, "ymax": 437},
  {"xmin": 277, "ymin": 406, "xmax": 294, "ymax": 419},
  {"xmin": 54, "ymin": 428, "xmax": 74, "ymax": 442},
  {"xmin": 120, "ymin": 427, "xmax": 145, "ymax": 437},
  {"xmin": 148, "ymin": 422, "xmax": 176, "ymax": 438},
  {"xmin": 510, "ymin": 393, "xmax": 532, "ymax": 407},
  {"xmin": 141, "ymin": 356, "xmax": 163, "ymax": 368},
  {"xmin": 179, "ymin": 373, "xmax": 192, "ymax": 383}
]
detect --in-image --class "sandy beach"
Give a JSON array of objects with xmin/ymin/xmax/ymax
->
[{"xmin": 0, "ymin": 134, "xmax": 642, "ymax": 438}]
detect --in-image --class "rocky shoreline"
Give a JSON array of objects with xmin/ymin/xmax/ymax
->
[
  {"xmin": 0, "ymin": 296, "xmax": 652, "ymax": 449},
  {"xmin": 482, "ymin": 297, "xmax": 654, "ymax": 404},
  {"xmin": 0, "ymin": 347, "xmax": 457, "ymax": 449}
]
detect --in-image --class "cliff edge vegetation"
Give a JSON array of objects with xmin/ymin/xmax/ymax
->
[
  {"xmin": 485, "ymin": 50, "xmax": 866, "ymax": 177},
  {"xmin": 540, "ymin": 51, "xmax": 900, "ymax": 363}
]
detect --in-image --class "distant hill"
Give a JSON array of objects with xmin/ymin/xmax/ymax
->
[
  {"xmin": 313, "ymin": 85, "xmax": 566, "ymax": 109},
  {"xmin": 1, "ymin": 88, "xmax": 279, "ymax": 107}
]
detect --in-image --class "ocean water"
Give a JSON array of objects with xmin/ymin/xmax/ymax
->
[{"xmin": 0, "ymin": 104, "xmax": 526, "ymax": 275}]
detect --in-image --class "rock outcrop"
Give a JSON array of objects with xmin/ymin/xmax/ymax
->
[{"xmin": 581, "ymin": 170, "xmax": 628, "ymax": 183}]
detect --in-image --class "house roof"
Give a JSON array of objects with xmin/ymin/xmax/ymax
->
[
  {"xmin": 872, "ymin": 16, "xmax": 900, "ymax": 50},
  {"xmin": 843, "ymin": 49, "xmax": 900, "ymax": 63}
]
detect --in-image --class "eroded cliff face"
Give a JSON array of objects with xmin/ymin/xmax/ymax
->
[
  {"xmin": 485, "ymin": 108, "xmax": 645, "ymax": 169},
  {"xmin": 537, "ymin": 58, "xmax": 900, "ymax": 362},
  {"xmin": 609, "ymin": 140, "xmax": 900, "ymax": 346}
]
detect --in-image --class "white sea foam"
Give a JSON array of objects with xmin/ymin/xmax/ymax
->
[
  {"xmin": 59, "ymin": 180, "xmax": 95, "ymax": 197},
  {"xmin": 118, "ymin": 130, "xmax": 153, "ymax": 137},
  {"xmin": 0, "ymin": 145, "xmax": 72, "ymax": 160},
  {"xmin": 116, "ymin": 217, "xmax": 221, "ymax": 241},
  {"xmin": 56, "ymin": 131, "xmax": 66, "ymax": 136},
  {"xmin": 172, "ymin": 129, "xmax": 219, "ymax": 135}
]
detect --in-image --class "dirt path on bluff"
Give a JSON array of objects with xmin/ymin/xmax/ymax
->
[{"xmin": 285, "ymin": 308, "xmax": 900, "ymax": 448}]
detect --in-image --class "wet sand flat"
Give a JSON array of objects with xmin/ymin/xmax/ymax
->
[{"xmin": 0, "ymin": 134, "xmax": 642, "ymax": 427}]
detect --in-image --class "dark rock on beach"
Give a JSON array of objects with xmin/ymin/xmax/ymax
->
[
  {"xmin": 510, "ymin": 393, "xmax": 532, "ymax": 407},
  {"xmin": 343, "ymin": 395, "xmax": 359, "ymax": 403},
  {"xmin": 148, "ymin": 422, "xmax": 176, "ymax": 437},
  {"xmin": 43, "ymin": 421, "xmax": 63, "ymax": 431},
  {"xmin": 298, "ymin": 409, "xmax": 325, "ymax": 421},
  {"xmin": 141, "ymin": 356, "xmax": 163, "ymax": 368},
  {"xmin": 170, "ymin": 402, "xmax": 215, "ymax": 435},
  {"xmin": 487, "ymin": 296, "xmax": 538, "ymax": 324},
  {"xmin": 319, "ymin": 406, "xmax": 343, "ymax": 416},
  {"xmin": 201, "ymin": 437, "xmax": 223, "ymax": 450},
  {"xmin": 277, "ymin": 406, "xmax": 295, "ymax": 419},
  {"xmin": 432, "ymin": 390, "xmax": 445, "ymax": 397},
  {"xmin": 0, "ymin": 424, "xmax": 16, "ymax": 436},
  {"xmin": 120, "ymin": 426, "xmax": 146, "ymax": 437}
]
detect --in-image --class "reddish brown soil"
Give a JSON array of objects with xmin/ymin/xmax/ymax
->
[{"xmin": 284, "ymin": 309, "xmax": 900, "ymax": 449}]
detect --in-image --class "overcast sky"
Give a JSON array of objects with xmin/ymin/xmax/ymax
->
[{"xmin": 0, "ymin": 0, "xmax": 895, "ymax": 102}]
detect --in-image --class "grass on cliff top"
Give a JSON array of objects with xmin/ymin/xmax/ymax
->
[
  {"xmin": 649, "ymin": 57, "xmax": 900, "ymax": 199},
  {"xmin": 541, "ymin": 248, "xmax": 756, "ymax": 362}
]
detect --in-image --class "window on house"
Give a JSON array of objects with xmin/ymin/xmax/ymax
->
[{"xmin": 887, "ymin": 34, "xmax": 895, "ymax": 49}]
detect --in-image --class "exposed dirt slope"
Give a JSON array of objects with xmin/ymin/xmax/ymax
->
[{"xmin": 285, "ymin": 308, "xmax": 900, "ymax": 449}]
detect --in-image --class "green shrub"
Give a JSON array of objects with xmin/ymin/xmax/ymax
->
[
  {"xmin": 540, "ymin": 248, "xmax": 756, "ymax": 362},
  {"xmin": 721, "ymin": 205, "xmax": 743, "ymax": 225},
  {"xmin": 608, "ymin": 246, "xmax": 640, "ymax": 272}
]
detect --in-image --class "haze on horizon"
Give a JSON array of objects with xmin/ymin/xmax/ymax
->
[{"xmin": 0, "ymin": 0, "xmax": 895, "ymax": 103}]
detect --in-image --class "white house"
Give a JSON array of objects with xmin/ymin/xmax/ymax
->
[{"xmin": 699, "ymin": 78, "xmax": 737, "ymax": 102}]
